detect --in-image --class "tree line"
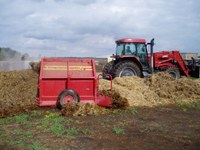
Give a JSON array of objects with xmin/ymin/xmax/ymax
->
[{"xmin": 0, "ymin": 48, "xmax": 21, "ymax": 61}]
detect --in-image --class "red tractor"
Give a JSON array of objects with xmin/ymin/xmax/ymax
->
[{"xmin": 103, "ymin": 38, "xmax": 198, "ymax": 79}]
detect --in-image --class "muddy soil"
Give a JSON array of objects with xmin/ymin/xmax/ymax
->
[
  {"xmin": 0, "ymin": 105, "xmax": 199, "ymax": 150},
  {"xmin": 72, "ymin": 105, "xmax": 200, "ymax": 150},
  {"xmin": 0, "ymin": 70, "xmax": 38, "ymax": 117}
]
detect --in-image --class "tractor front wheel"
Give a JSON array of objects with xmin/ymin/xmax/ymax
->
[
  {"xmin": 57, "ymin": 89, "xmax": 80, "ymax": 109},
  {"xmin": 112, "ymin": 61, "xmax": 142, "ymax": 78},
  {"xmin": 166, "ymin": 67, "xmax": 180, "ymax": 79}
]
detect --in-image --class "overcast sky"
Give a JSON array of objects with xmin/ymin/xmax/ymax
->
[{"xmin": 0, "ymin": 0, "xmax": 200, "ymax": 57}]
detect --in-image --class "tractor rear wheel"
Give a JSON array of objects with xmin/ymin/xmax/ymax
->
[
  {"xmin": 102, "ymin": 60, "xmax": 114, "ymax": 79},
  {"xmin": 166, "ymin": 67, "xmax": 180, "ymax": 79},
  {"xmin": 57, "ymin": 89, "xmax": 80, "ymax": 109},
  {"xmin": 112, "ymin": 61, "xmax": 142, "ymax": 78}
]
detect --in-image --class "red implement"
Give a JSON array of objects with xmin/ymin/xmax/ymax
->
[{"xmin": 36, "ymin": 58, "xmax": 112, "ymax": 108}]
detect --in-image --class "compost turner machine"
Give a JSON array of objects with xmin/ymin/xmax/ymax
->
[{"xmin": 36, "ymin": 58, "xmax": 112, "ymax": 109}]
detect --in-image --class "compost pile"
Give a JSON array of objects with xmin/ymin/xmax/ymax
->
[
  {"xmin": 1, "ymin": 68, "xmax": 200, "ymax": 117},
  {"xmin": 100, "ymin": 72, "xmax": 200, "ymax": 108},
  {"xmin": 0, "ymin": 70, "xmax": 38, "ymax": 117},
  {"xmin": 61, "ymin": 102, "xmax": 109, "ymax": 116},
  {"xmin": 29, "ymin": 62, "xmax": 40, "ymax": 73},
  {"xmin": 146, "ymin": 73, "xmax": 200, "ymax": 104},
  {"xmin": 62, "ymin": 72, "xmax": 200, "ymax": 116}
]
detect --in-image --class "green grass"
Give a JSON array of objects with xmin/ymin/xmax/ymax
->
[
  {"xmin": 190, "ymin": 77, "xmax": 198, "ymax": 80},
  {"xmin": 0, "ymin": 112, "xmax": 46, "ymax": 149},
  {"xmin": 120, "ymin": 121, "xmax": 129, "ymax": 127},
  {"xmin": 13, "ymin": 128, "xmax": 21, "ymax": 135},
  {"xmin": 130, "ymin": 106, "xmax": 138, "ymax": 115},
  {"xmin": 23, "ymin": 131, "xmax": 33, "ymax": 138},
  {"xmin": 66, "ymin": 127, "xmax": 78, "ymax": 136},
  {"xmin": 36, "ymin": 112, "xmax": 62, "ymax": 128},
  {"xmin": 193, "ymin": 103, "xmax": 200, "ymax": 109},
  {"xmin": 0, "ymin": 128, "xmax": 7, "ymax": 142},
  {"xmin": 43, "ymin": 112, "xmax": 72, "ymax": 124},
  {"xmin": 50, "ymin": 123, "xmax": 65, "ymax": 136},
  {"xmin": 8, "ymin": 139, "xmax": 24, "ymax": 148},
  {"xmin": 31, "ymin": 110, "xmax": 42, "ymax": 116},
  {"xmin": 0, "ymin": 111, "xmax": 88, "ymax": 149},
  {"xmin": 15, "ymin": 114, "xmax": 29, "ymax": 123},
  {"xmin": 27, "ymin": 141, "xmax": 43, "ymax": 150},
  {"xmin": 36, "ymin": 112, "xmax": 81, "ymax": 137},
  {"xmin": 112, "ymin": 126, "xmax": 125, "ymax": 135},
  {"xmin": 0, "ymin": 117, "xmax": 14, "ymax": 125},
  {"xmin": 0, "ymin": 127, "xmax": 6, "ymax": 133},
  {"xmin": 177, "ymin": 102, "xmax": 200, "ymax": 111},
  {"xmin": 64, "ymin": 118, "xmax": 80, "ymax": 124},
  {"xmin": 81, "ymin": 129, "xmax": 92, "ymax": 135}
]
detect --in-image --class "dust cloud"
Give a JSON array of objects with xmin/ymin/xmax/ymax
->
[{"xmin": 0, "ymin": 49, "xmax": 40, "ymax": 71}]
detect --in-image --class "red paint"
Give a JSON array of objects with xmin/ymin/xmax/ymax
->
[
  {"xmin": 154, "ymin": 51, "xmax": 190, "ymax": 77},
  {"xmin": 114, "ymin": 38, "xmax": 190, "ymax": 78},
  {"xmin": 62, "ymin": 95, "xmax": 74, "ymax": 104},
  {"xmin": 36, "ymin": 58, "xmax": 112, "ymax": 107},
  {"xmin": 116, "ymin": 38, "xmax": 146, "ymax": 43}
]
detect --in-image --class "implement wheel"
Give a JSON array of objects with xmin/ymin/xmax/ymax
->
[{"xmin": 57, "ymin": 89, "xmax": 80, "ymax": 109}]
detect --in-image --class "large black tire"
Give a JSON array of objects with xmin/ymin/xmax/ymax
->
[
  {"xmin": 166, "ymin": 67, "xmax": 180, "ymax": 79},
  {"xmin": 111, "ymin": 61, "xmax": 142, "ymax": 78},
  {"xmin": 102, "ymin": 61, "xmax": 114, "ymax": 74},
  {"xmin": 57, "ymin": 89, "xmax": 80, "ymax": 109},
  {"xmin": 102, "ymin": 60, "xmax": 114, "ymax": 79}
]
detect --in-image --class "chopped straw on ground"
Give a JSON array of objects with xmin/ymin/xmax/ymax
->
[
  {"xmin": 61, "ymin": 102, "xmax": 109, "ymax": 116},
  {"xmin": 0, "ymin": 69, "xmax": 200, "ymax": 117},
  {"xmin": 0, "ymin": 70, "xmax": 38, "ymax": 117},
  {"xmin": 100, "ymin": 72, "xmax": 200, "ymax": 108}
]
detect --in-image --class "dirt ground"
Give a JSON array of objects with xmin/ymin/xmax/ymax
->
[
  {"xmin": 0, "ymin": 70, "xmax": 200, "ymax": 149},
  {"xmin": 0, "ymin": 105, "xmax": 199, "ymax": 150}
]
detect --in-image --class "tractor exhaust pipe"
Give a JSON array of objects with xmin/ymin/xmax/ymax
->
[{"xmin": 148, "ymin": 38, "xmax": 155, "ymax": 73}]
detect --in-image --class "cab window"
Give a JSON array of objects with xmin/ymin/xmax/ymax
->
[
  {"xmin": 137, "ymin": 44, "xmax": 146, "ymax": 54},
  {"xmin": 116, "ymin": 43, "xmax": 123, "ymax": 56},
  {"xmin": 136, "ymin": 43, "xmax": 147, "ymax": 66}
]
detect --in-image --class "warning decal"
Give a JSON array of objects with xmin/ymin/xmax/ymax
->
[{"xmin": 43, "ymin": 66, "xmax": 92, "ymax": 70}]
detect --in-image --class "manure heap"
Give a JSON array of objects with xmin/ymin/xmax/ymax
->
[
  {"xmin": 61, "ymin": 102, "xmax": 109, "ymax": 117},
  {"xmin": 100, "ymin": 72, "xmax": 200, "ymax": 107},
  {"xmin": 0, "ymin": 70, "xmax": 38, "ymax": 117},
  {"xmin": 0, "ymin": 70, "xmax": 200, "ymax": 117}
]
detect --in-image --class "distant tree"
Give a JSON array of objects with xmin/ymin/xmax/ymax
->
[
  {"xmin": 21, "ymin": 53, "xmax": 29, "ymax": 61},
  {"xmin": 0, "ymin": 48, "xmax": 21, "ymax": 61}
]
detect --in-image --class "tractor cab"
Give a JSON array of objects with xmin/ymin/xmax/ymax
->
[
  {"xmin": 103, "ymin": 38, "xmax": 155, "ymax": 78},
  {"xmin": 115, "ymin": 38, "xmax": 149, "ymax": 67}
]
